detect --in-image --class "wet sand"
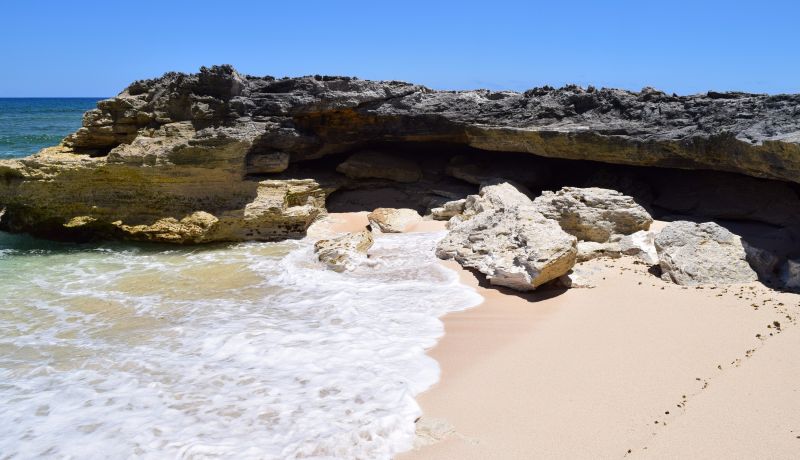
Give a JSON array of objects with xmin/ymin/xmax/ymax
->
[{"xmin": 312, "ymin": 213, "xmax": 800, "ymax": 458}]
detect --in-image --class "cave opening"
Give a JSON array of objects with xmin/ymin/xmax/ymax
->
[{"xmin": 263, "ymin": 140, "xmax": 800, "ymax": 276}]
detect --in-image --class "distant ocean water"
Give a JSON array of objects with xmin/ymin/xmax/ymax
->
[
  {"xmin": 0, "ymin": 98, "xmax": 482, "ymax": 458},
  {"xmin": 0, "ymin": 98, "xmax": 102, "ymax": 158}
]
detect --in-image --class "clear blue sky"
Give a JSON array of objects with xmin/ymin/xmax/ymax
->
[{"xmin": 2, "ymin": 0, "xmax": 798, "ymax": 96}]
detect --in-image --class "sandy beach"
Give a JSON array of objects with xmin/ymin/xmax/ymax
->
[
  {"xmin": 402, "ymin": 243, "xmax": 799, "ymax": 458},
  {"xmin": 314, "ymin": 212, "xmax": 800, "ymax": 459}
]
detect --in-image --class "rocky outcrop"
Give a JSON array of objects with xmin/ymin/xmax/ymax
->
[
  {"xmin": 533, "ymin": 187, "xmax": 653, "ymax": 242},
  {"xmin": 367, "ymin": 208, "xmax": 421, "ymax": 233},
  {"xmin": 655, "ymin": 221, "xmax": 758, "ymax": 285},
  {"xmin": 437, "ymin": 206, "xmax": 577, "ymax": 291},
  {"xmin": 0, "ymin": 68, "xmax": 335, "ymax": 243},
  {"xmin": 314, "ymin": 230, "xmax": 374, "ymax": 272},
  {"xmin": 1, "ymin": 64, "xmax": 799, "ymax": 244}
]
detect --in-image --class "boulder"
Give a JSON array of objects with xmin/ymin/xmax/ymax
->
[
  {"xmin": 437, "ymin": 206, "xmax": 577, "ymax": 291},
  {"xmin": 618, "ymin": 230, "xmax": 659, "ymax": 265},
  {"xmin": 533, "ymin": 187, "xmax": 653, "ymax": 242},
  {"xmin": 367, "ymin": 208, "xmax": 422, "ymax": 233},
  {"xmin": 575, "ymin": 230, "xmax": 658, "ymax": 264},
  {"xmin": 430, "ymin": 199, "xmax": 466, "ymax": 221},
  {"xmin": 336, "ymin": 150, "xmax": 422, "ymax": 183},
  {"xmin": 655, "ymin": 221, "xmax": 758, "ymax": 285},
  {"xmin": 314, "ymin": 230, "xmax": 374, "ymax": 272},
  {"xmin": 447, "ymin": 182, "xmax": 533, "ymax": 227}
]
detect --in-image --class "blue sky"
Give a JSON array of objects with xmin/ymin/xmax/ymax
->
[{"xmin": 1, "ymin": 0, "xmax": 798, "ymax": 96}]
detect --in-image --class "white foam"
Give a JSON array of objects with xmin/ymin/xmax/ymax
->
[{"xmin": 0, "ymin": 231, "xmax": 482, "ymax": 459}]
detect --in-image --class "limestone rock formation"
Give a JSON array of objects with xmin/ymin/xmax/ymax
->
[
  {"xmin": 1, "ymin": 64, "xmax": 799, "ymax": 244},
  {"xmin": 437, "ymin": 207, "xmax": 577, "ymax": 291},
  {"xmin": 446, "ymin": 181, "xmax": 533, "ymax": 227},
  {"xmin": 430, "ymin": 199, "xmax": 466, "ymax": 220},
  {"xmin": 314, "ymin": 230, "xmax": 374, "ymax": 272},
  {"xmin": 618, "ymin": 230, "xmax": 659, "ymax": 265},
  {"xmin": 533, "ymin": 187, "xmax": 653, "ymax": 242},
  {"xmin": 336, "ymin": 150, "xmax": 422, "ymax": 183},
  {"xmin": 574, "ymin": 230, "xmax": 658, "ymax": 264},
  {"xmin": 367, "ymin": 208, "xmax": 422, "ymax": 233},
  {"xmin": 112, "ymin": 211, "xmax": 219, "ymax": 244},
  {"xmin": 655, "ymin": 221, "xmax": 758, "ymax": 285}
]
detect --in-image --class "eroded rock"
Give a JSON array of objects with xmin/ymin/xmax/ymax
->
[
  {"xmin": 314, "ymin": 230, "xmax": 374, "ymax": 272},
  {"xmin": 437, "ymin": 207, "xmax": 577, "ymax": 291},
  {"xmin": 2, "ymin": 64, "xmax": 800, "ymax": 245},
  {"xmin": 618, "ymin": 230, "xmax": 659, "ymax": 265},
  {"xmin": 447, "ymin": 182, "xmax": 533, "ymax": 227},
  {"xmin": 533, "ymin": 187, "xmax": 653, "ymax": 243},
  {"xmin": 367, "ymin": 208, "xmax": 422, "ymax": 233},
  {"xmin": 655, "ymin": 221, "xmax": 758, "ymax": 285},
  {"xmin": 430, "ymin": 199, "xmax": 466, "ymax": 221},
  {"xmin": 114, "ymin": 211, "xmax": 219, "ymax": 244}
]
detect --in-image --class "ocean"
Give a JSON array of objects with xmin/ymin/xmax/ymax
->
[
  {"xmin": 0, "ymin": 99, "xmax": 482, "ymax": 458},
  {"xmin": 0, "ymin": 98, "xmax": 101, "ymax": 158}
]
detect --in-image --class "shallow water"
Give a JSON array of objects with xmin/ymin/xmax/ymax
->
[{"xmin": 0, "ymin": 231, "xmax": 481, "ymax": 458}]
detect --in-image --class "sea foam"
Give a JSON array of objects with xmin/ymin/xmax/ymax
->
[{"xmin": 0, "ymin": 231, "xmax": 481, "ymax": 459}]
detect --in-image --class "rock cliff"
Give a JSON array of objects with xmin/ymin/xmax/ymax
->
[{"xmin": 1, "ymin": 64, "xmax": 799, "ymax": 243}]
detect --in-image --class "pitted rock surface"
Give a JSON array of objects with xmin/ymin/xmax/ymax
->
[{"xmin": 1, "ymin": 65, "xmax": 799, "ymax": 243}]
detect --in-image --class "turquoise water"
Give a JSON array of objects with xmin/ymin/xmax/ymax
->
[{"xmin": 0, "ymin": 98, "xmax": 102, "ymax": 158}]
